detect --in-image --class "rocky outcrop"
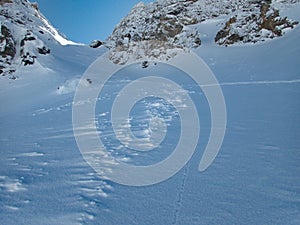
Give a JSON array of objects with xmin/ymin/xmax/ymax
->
[
  {"xmin": 37, "ymin": 46, "xmax": 50, "ymax": 55},
  {"xmin": 259, "ymin": 3, "xmax": 297, "ymax": 35},
  {"xmin": 0, "ymin": 0, "xmax": 55, "ymax": 78},
  {"xmin": 108, "ymin": 0, "xmax": 207, "ymax": 64},
  {"xmin": 0, "ymin": 25, "xmax": 16, "ymax": 75},
  {"xmin": 0, "ymin": 25, "xmax": 16, "ymax": 58},
  {"xmin": 215, "ymin": 1, "xmax": 299, "ymax": 46},
  {"xmin": 0, "ymin": 0, "xmax": 13, "ymax": 5},
  {"xmin": 108, "ymin": 0, "xmax": 299, "ymax": 64},
  {"xmin": 89, "ymin": 40, "xmax": 102, "ymax": 48}
]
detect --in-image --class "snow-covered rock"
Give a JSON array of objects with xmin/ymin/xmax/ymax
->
[
  {"xmin": 215, "ymin": 0, "xmax": 299, "ymax": 46},
  {"xmin": 108, "ymin": 0, "xmax": 299, "ymax": 64},
  {"xmin": 0, "ymin": 0, "xmax": 77, "ymax": 78},
  {"xmin": 89, "ymin": 40, "xmax": 103, "ymax": 48},
  {"xmin": 108, "ymin": 0, "xmax": 205, "ymax": 64}
]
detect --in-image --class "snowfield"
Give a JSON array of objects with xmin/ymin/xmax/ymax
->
[{"xmin": 1, "ymin": 1, "xmax": 300, "ymax": 225}]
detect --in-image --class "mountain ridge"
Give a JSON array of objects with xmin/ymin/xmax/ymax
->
[
  {"xmin": 0, "ymin": 0, "xmax": 299, "ymax": 76},
  {"xmin": 107, "ymin": 0, "xmax": 299, "ymax": 64}
]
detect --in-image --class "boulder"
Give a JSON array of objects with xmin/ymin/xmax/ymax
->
[{"xmin": 89, "ymin": 40, "xmax": 102, "ymax": 48}]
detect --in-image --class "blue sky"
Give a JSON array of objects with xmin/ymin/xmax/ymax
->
[{"xmin": 30, "ymin": 0, "xmax": 154, "ymax": 44}]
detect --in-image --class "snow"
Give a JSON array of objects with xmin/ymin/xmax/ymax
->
[
  {"xmin": 0, "ymin": 1, "xmax": 300, "ymax": 225},
  {"xmin": 56, "ymin": 78, "xmax": 81, "ymax": 95},
  {"xmin": 37, "ymin": 14, "xmax": 78, "ymax": 46}
]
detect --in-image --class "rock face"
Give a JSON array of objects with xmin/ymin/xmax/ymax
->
[
  {"xmin": 0, "ymin": 0, "xmax": 13, "ymax": 5},
  {"xmin": 0, "ymin": 0, "xmax": 74, "ymax": 78},
  {"xmin": 108, "ymin": 0, "xmax": 299, "ymax": 64},
  {"xmin": 0, "ymin": 25, "xmax": 16, "ymax": 75},
  {"xmin": 0, "ymin": 0, "xmax": 47, "ymax": 77},
  {"xmin": 215, "ymin": 1, "xmax": 299, "ymax": 46},
  {"xmin": 108, "ymin": 0, "xmax": 206, "ymax": 64}
]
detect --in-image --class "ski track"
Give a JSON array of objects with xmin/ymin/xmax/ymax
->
[
  {"xmin": 17, "ymin": 77, "xmax": 299, "ymax": 224},
  {"xmin": 1, "ymin": 77, "xmax": 299, "ymax": 223},
  {"xmin": 31, "ymin": 78, "xmax": 300, "ymax": 119},
  {"xmin": 172, "ymin": 164, "xmax": 189, "ymax": 225},
  {"xmin": 202, "ymin": 79, "xmax": 300, "ymax": 87}
]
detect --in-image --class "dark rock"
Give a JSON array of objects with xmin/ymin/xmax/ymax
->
[
  {"xmin": 21, "ymin": 52, "xmax": 36, "ymax": 66},
  {"xmin": 37, "ymin": 46, "xmax": 50, "ymax": 55},
  {"xmin": 0, "ymin": 0, "xmax": 13, "ymax": 5},
  {"xmin": 124, "ymin": 33, "xmax": 131, "ymax": 39},
  {"xmin": 86, "ymin": 78, "xmax": 92, "ymax": 84},
  {"xmin": 20, "ymin": 32, "xmax": 36, "ymax": 47},
  {"xmin": 215, "ymin": 17, "xmax": 237, "ymax": 44},
  {"xmin": 16, "ymin": 19, "xmax": 24, "ymax": 25},
  {"xmin": 194, "ymin": 37, "xmax": 201, "ymax": 47},
  {"xmin": 31, "ymin": 2, "xmax": 39, "ymax": 11},
  {"xmin": 89, "ymin": 40, "xmax": 102, "ymax": 48},
  {"xmin": 167, "ymin": 8, "xmax": 184, "ymax": 16},
  {"xmin": 142, "ymin": 61, "xmax": 149, "ymax": 68},
  {"xmin": 0, "ymin": 25, "xmax": 16, "ymax": 58},
  {"xmin": 258, "ymin": 3, "xmax": 298, "ymax": 36},
  {"xmin": 131, "ymin": 33, "xmax": 141, "ymax": 42}
]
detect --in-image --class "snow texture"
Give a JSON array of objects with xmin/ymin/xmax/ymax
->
[{"xmin": 0, "ymin": 0, "xmax": 300, "ymax": 224}]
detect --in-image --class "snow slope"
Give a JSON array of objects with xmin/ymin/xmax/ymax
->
[{"xmin": 1, "ymin": 1, "xmax": 300, "ymax": 225}]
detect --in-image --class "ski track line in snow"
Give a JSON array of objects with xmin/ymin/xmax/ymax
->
[
  {"xmin": 202, "ymin": 79, "xmax": 300, "ymax": 87},
  {"xmin": 172, "ymin": 164, "xmax": 189, "ymax": 225},
  {"xmin": 29, "ymin": 79, "xmax": 300, "ymax": 116}
]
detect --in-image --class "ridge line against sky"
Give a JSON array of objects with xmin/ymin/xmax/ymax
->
[{"xmin": 29, "ymin": 0, "xmax": 154, "ymax": 44}]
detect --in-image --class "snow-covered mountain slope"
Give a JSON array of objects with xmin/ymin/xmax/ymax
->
[
  {"xmin": 0, "ymin": 0, "xmax": 106, "ymax": 114},
  {"xmin": 0, "ymin": 0, "xmax": 104, "ymax": 80},
  {"xmin": 0, "ymin": 0, "xmax": 300, "ymax": 225},
  {"xmin": 108, "ymin": 0, "xmax": 299, "ymax": 64}
]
